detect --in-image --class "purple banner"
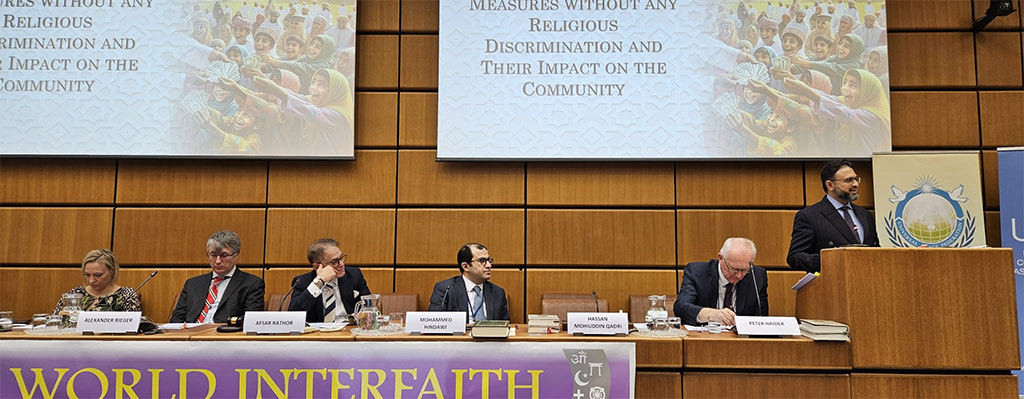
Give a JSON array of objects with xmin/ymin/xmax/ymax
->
[{"xmin": 0, "ymin": 340, "xmax": 635, "ymax": 398}]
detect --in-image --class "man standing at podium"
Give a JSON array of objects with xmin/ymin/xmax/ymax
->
[
  {"xmin": 428, "ymin": 243, "xmax": 510, "ymax": 323},
  {"xmin": 288, "ymin": 238, "xmax": 371, "ymax": 322},
  {"xmin": 787, "ymin": 160, "xmax": 880, "ymax": 273},
  {"xmin": 674, "ymin": 237, "xmax": 769, "ymax": 326}
]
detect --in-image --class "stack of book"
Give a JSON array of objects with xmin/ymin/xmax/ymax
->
[
  {"xmin": 471, "ymin": 320, "xmax": 511, "ymax": 338},
  {"xmin": 799, "ymin": 319, "xmax": 850, "ymax": 342},
  {"xmin": 527, "ymin": 314, "xmax": 560, "ymax": 334}
]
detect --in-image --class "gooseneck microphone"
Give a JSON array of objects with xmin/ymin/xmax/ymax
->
[
  {"xmin": 749, "ymin": 263, "xmax": 763, "ymax": 316},
  {"xmin": 440, "ymin": 277, "xmax": 456, "ymax": 310},
  {"xmin": 592, "ymin": 291, "xmax": 599, "ymax": 312},
  {"xmin": 278, "ymin": 280, "xmax": 300, "ymax": 311},
  {"xmin": 134, "ymin": 271, "xmax": 158, "ymax": 292}
]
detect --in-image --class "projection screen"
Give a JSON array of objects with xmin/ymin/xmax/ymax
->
[{"xmin": 437, "ymin": 0, "xmax": 891, "ymax": 160}]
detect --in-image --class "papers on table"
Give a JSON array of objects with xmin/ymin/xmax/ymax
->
[
  {"xmin": 158, "ymin": 323, "xmax": 201, "ymax": 330},
  {"xmin": 791, "ymin": 272, "xmax": 819, "ymax": 290},
  {"xmin": 308, "ymin": 322, "xmax": 348, "ymax": 332}
]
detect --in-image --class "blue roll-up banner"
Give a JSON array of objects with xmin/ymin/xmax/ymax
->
[{"xmin": 998, "ymin": 147, "xmax": 1024, "ymax": 394}]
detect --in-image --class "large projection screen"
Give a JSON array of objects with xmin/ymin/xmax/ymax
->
[
  {"xmin": 1, "ymin": 0, "xmax": 356, "ymax": 158},
  {"xmin": 438, "ymin": 0, "xmax": 891, "ymax": 160}
]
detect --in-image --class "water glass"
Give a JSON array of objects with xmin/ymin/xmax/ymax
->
[
  {"xmin": 388, "ymin": 312, "xmax": 404, "ymax": 331},
  {"xmin": 0, "ymin": 311, "xmax": 12, "ymax": 328},
  {"xmin": 45, "ymin": 315, "xmax": 62, "ymax": 330},
  {"xmin": 32, "ymin": 313, "xmax": 48, "ymax": 328},
  {"xmin": 707, "ymin": 321, "xmax": 725, "ymax": 334}
]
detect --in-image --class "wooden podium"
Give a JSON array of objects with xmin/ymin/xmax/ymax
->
[{"xmin": 797, "ymin": 247, "xmax": 1019, "ymax": 370}]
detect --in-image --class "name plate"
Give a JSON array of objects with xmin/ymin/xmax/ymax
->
[
  {"xmin": 242, "ymin": 311, "xmax": 305, "ymax": 334},
  {"xmin": 567, "ymin": 312, "xmax": 629, "ymax": 335},
  {"xmin": 77, "ymin": 311, "xmax": 141, "ymax": 334},
  {"xmin": 406, "ymin": 312, "xmax": 465, "ymax": 335},
  {"xmin": 734, "ymin": 316, "xmax": 801, "ymax": 336}
]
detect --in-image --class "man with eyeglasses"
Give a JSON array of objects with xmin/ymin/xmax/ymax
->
[
  {"xmin": 787, "ymin": 159, "xmax": 880, "ymax": 273},
  {"xmin": 288, "ymin": 238, "xmax": 370, "ymax": 322},
  {"xmin": 674, "ymin": 237, "xmax": 769, "ymax": 326},
  {"xmin": 170, "ymin": 230, "xmax": 266, "ymax": 323},
  {"xmin": 428, "ymin": 243, "xmax": 510, "ymax": 323}
]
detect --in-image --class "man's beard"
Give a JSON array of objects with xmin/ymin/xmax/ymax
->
[{"xmin": 835, "ymin": 188, "xmax": 858, "ymax": 202}]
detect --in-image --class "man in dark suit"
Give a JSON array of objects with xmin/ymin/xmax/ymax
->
[
  {"xmin": 428, "ymin": 243, "xmax": 510, "ymax": 323},
  {"xmin": 288, "ymin": 238, "xmax": 371, "ymax": 323},
  {"xmin": 170, "ymin": 230, "xmax": 265, "ymax": 323},
  {"xmin": 674, "ymin": 237, "xmax": 769, "ymax": 326},
  {"xmin": 787, "ymin": 159, "xmax": 880, "ymax": 273}
]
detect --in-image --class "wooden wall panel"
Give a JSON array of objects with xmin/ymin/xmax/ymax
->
[
  {"xmin": 890, "ymin": 92, "xmax": 980, "ymax": 148},
  {"xmin": 398, "ymin": 93, "xmax": 438, "ymax": 147},
  {"xmin": 355, "ymin": 0, "xmax": 399, "ymax": 32},
  {"xmin": 113, "ymin": 208, "xmax": 266, "ymax": 265},
  {"xmin": 766, "ymin": 270, "xmax": 805, "ymax": 317},
  {"xmin": 636, "ymin": 372, "xmax": 681, "ymax": 399},
  {"xmin": 986, "ymin": 211, "xmax": 1001, "ymax": 247},
  {"xmin": 683, "ymin": 373, "xmax": 850, "ymax": 398},
  {"xmin": 979, "ymin": 91, "xmax": 1024, "ymax": 147},
  {"xmin": 803, "ymin": 161, "xmax": 875, "ymax": 208},
  {"xmin": 676, "ymin": 162, "xmax": 804, "ymax": 208},
  {"xmin": 395, "ymin": 209, "xmax": 524, "ymax": 265},
  {"xmin": 262, "ymin": 267, "xmax": 394, "ymax": 308},
  {"xmin": 677, "ymin": 210, "xmax": 796, "ymax": 267},
  {"xmin": 887, "ymin": 0, "xmax": 973, "ymax": 31},
  {"xmin": 976, "ymin": 32, "xmax": 1024, "ymax": 88},
  {"xmin": 265, "ymin": 208, "xmax": 396, "ymax": 265},
  {"xmin": 982, "ymin": 150, "xmax": 1000, "ymax": 209},
  {"xmin": 888, "ymin": 33, "xmax": 976, "ymax": 88},
  {"xmin": 527, "ymin": 163, "xmax": 675, "ymax": 207},
  {"xmin": 397, "ymin": 150, "xmax": 524, "ymax": 205},
  {"xmin": 526, "ymin": 269, "xmax": 677, "ymax": 316},
  {"xmin": 399, "ymin": 35, "xmax": 439, "ymax": 90},
  {"xmin": 401, "ymin": 0, "xmax": 438, "ymax": 33},
  {"xmin": 972, "ymin": 0, "xmax": 1023, "ymax": 30},
  {"xmin": 116, "ymin": 160, "xmax": 267, "ymax": 205},
  {"xmin": 266, "ymin": 150, "xmax": 397, "ymax": 206},
  {"xmin": 120, "ymin": 267, "xmax": 209, "ymax": 323},
  {"xmin": 355, "ymin": 92, "xmax": 398, "ymax": 147},
  {"xmin": 0, "ymin": 207, "xmax": 113, "ymax": 264},
  {"xmin": 0, "ymin": 159, "xmax": 115, "ymax": 205},
  {"xmin": 851, "ymin": 374, "xmax": 1017, "ymax": 398},
  {"xmin": 356, "ymin": 35, "xmax": 399, "ymax": 89},
  {"xmin": 393, "ymin": 268, "xmax": 524, "ymax": 323},
  {"xmin": 0, "ymin": 268, "xmax": 87, "ymax": 320},
  {"xmin": 527, "ymin": 210, "xmax": 676, "ymax": 266}
]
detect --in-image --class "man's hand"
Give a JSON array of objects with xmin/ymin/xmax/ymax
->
[
  {"xmin": 701, "ymin": 307, "xmax": 737, "ymax": 325},
  {"xmin": 314, "ymin": 264, "xmax": 337, "ymax": 285}
]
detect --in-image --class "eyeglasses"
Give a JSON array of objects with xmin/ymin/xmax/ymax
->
[
  {"xmin": 208, "ymin": 252, "xmax": 237, "ymax": 260},
  {"xmin": 321, "ymin": 253, "xmax": 347, "ymax": 267},
  {"xmin": 472, "ymin": 257, "xmax": 495, "ymax": 265},
  {"xmin": 830, "ymin": 176, "xmax": 862, "ymax": 184},
  {"xmin": 721, "ymin": 258, "xmax": 751, "ymax": 276}
]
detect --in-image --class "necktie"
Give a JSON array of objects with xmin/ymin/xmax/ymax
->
[
  {"xmin": 723, "ymin": 283, "xmax": 734, "ymax": 311},
  {"xmin": 323, "ymin": 284, "xmax": 337, "ymax": 322},
  {"xmin": 841, "ymin": 205, "xmax": 861, "ymax": 243},
  {"xmin": 471, "ymin": 285, "xmax": 485, "ymax": 322},
  {"xmin": 198, "ymin": 276, "xmax": 226, "ymax": 323}
]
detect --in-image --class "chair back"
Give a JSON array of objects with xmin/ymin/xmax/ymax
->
[
  {"xmin": 541, "ymin": 292, "xmax": 595, "ymax": 300},
  {"xmin": 541, "ymin": 298, "xmax": 609, "ymax": 322},
  {"xmin": 379, "ymin": 293, "xmax": 419, "ymax": 317},
  {"xmin": 628, "ymin": 294, "xmax": 677, "ymax": 323},
  {"xmin": 267, "ymin": 293, "xmax": 292, "ymax": 311}
]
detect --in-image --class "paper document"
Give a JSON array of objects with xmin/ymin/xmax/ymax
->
[
  {"xmin": 791, "ymin": 272, "xmax": 819, "ymax": 290},
  {"xmin": 159, "ymin": 323, "xmax": 200, "ymax": 330}
]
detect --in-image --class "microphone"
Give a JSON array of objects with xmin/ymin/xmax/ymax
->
[
  {"xmin": 440, "ymin": 277, "xmax": 456, "ymax": 310},
  {"xmin": 134, "ymin": 271, "xmax": 158, "ymax": 292},
  {"xmin": 592, "ymin": 291, "xmax": 599, "ymax": 312},
  {"xmin": 749, "ymin": 264, "xmax": 763, "ymax": 317},
  {"xmin": 278, "ymin": 280, "xmax": 300, "ymax": 311},
  {"xmin": 261, "ymin": 264, "xmax": 269, "ymax": 282}
]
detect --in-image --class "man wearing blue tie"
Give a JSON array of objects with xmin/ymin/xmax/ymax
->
[
  {"xmin": 428, "ymin": 243, "xmax": 510, "ymax": 323},
  {"xmin": 288, "ymin": 238, "xmax": 371, "ymax": 323}
]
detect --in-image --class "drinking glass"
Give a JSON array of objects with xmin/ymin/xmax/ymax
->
[
  {"xmin": 45, "ymin": 315, "xmax": 62, "ymax": 330},
  {"xmin": 0, "ymin": 311, "xmax": 12, "ymax": 328},
  {"xmin": 31, "ymin": 313, "xmax": 48, "ymax": 328},
  {"xmin": 388, "ymin": 312, "xmax": 404, "ymax": 332}
]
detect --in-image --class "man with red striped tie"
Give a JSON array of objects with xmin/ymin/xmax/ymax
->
[{"xmin": 170, "ymin": 230, "xmax": 266, "ymax": 323}]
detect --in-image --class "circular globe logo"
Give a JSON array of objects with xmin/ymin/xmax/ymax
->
[{"xmin": 902, "ymin": 193, "xmax": 956, "ymax": 244}]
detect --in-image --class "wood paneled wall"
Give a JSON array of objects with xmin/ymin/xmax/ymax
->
[{"xmin": 1, "ymin": 0, "xmax": 1021, "ymax": 323}]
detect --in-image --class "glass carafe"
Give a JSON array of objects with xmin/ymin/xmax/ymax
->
[
  {"xmin": 645, "ymin": 295, "xmax": 668, "ymax": 326},
  {"xmin": 353, "ymin": 294, "xmax": 382, "ymax": 330},
  {"xmin": 59, "ymin": 293, "xmax": 84, "ymax": 329}
]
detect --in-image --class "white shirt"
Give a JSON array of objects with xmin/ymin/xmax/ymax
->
[
  {"xmin": 462, "ymin": 275, "xmax": 486, "ymax": 322},
  {"xmin": 202, "ymin": 267, "xmax": 236, "ymax": 324},
  {"xmin": 306, "ymin": 277, "xmax": 350, "ymax": 318}
]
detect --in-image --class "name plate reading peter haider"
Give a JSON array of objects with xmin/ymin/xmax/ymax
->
[
  {"xmin": 77, "ymin": 311, "xmax": 141, "ymax": 334},
  {"xmin": 242, "ymin": 311, "xmax": 305, "ymax": 335},
  {"xmin": 406, "ymin": 312, "xmax": 466, "ymax": 335},
  {"xmin": 567, "ymin": 313, "xmax": 629, "ymax": 336},
  {"xmin": 734, "ymin": 316, "xmax": 801, "ymax": 337}
]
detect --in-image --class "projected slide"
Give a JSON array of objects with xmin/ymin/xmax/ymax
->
[
  {"xmin": 437, "ymin": 0, "xmax": 891, "ymax": 160},
  {"xmin": 1, "ymin": 0, "xmax": 357, "ymax": 157}
]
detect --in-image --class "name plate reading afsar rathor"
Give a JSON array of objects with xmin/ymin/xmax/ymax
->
[
  {"xmin": 242, "ymin": 311, "xmax": 305, "ymax": 335},
  {"xmin": 567, "ymin": 313, "xmax": 629, "ymax": 336},
  {"xmin": 77, "ymin": 311, "xmax": 142, "ymax": 334},
  {"xmin": 405, "ymin": 312, "xmax": 466, "ymax": 335}
]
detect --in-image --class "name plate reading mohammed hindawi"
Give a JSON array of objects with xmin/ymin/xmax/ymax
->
[
  {"xmin": 242, "ymin": 311, "xmax": 305, "ymax": 335},
  {"xmin": 567, "ymin": 313, "xmax": 629, "ymax": 336},
  {"xmin": 77, "ymin": 311, "xmax": 142, "ymax": 334},
  {"xmin": 406, "ymin": 312, "xmax": 466, "ymax": 335}
]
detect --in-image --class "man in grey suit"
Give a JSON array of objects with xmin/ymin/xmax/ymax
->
[
  {"xmin": 170, "ymin": 230, "xmax": 265, "ymax": 323},
  {"xmin": 428, "ymin": 243, "xmax": 510, "ymax": 323},
  {"xmin": 787, "ymin": 159, "xmax": 880, "ymax": 273}
]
